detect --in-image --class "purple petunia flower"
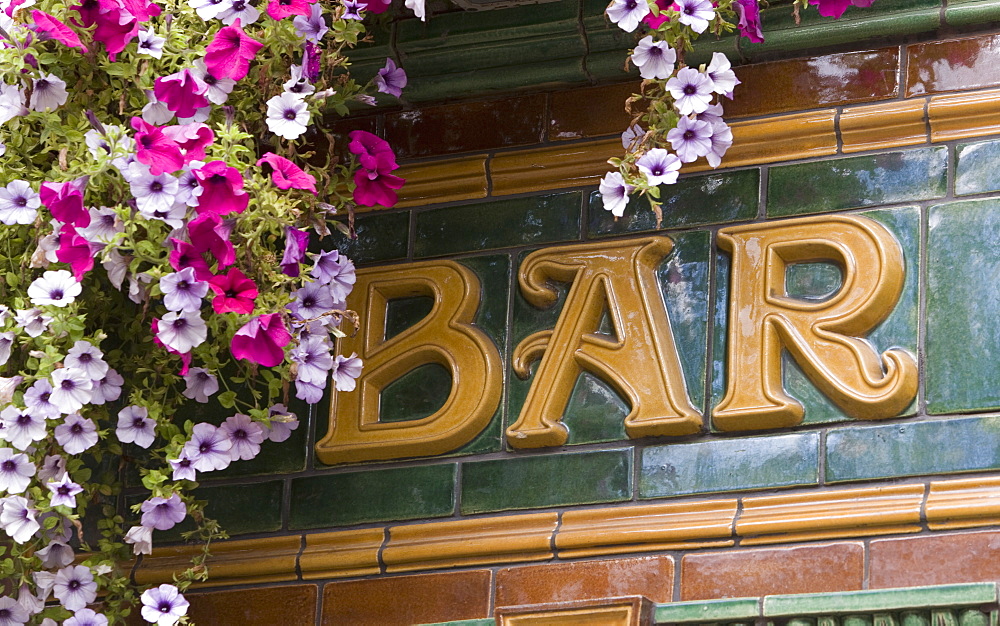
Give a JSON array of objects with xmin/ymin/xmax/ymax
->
[
  {"xmin": 0, "ymin": 449, "xmax": 35, "ymax": 494},
  {"xmin": 675, "ymin": 0, "xmax": 714, "ymax": 33},
  {"xmin": 342, "ymin": 0, "xmax": 364, "ymax": 19},
  {"xmin": 182, "ymin": 423, "xmax": 233, "ymax": 472},
  {"xmin": 294, "ymin": 379, "xmax": 324, "ymax": 404},
  {"xmin": 636, "ymin": 148, "xmax": 682, "ymax": 186},
  {"xmin": 14, "ymin": 308, "xmax": 52, "ymax": 338},
  {"xmin": 36, "ymin": 539, "xmax": 75, "ymax": 568},
  {"xmin": 140, "ymin": 493, "xmax": 187, "ymax": 531},
  {"xmin": 599, "ymin": 171, "xmax": 633, "ymax": 217},
  {"xmin": 117, "ymin": 405, "xmax": 156, "ymax": 448},
  {"xmin": 54, "ymin": 414, "xmax": 99, "ymax": 455},
  {"xmin": 182, "ymin": 368, "xmax": 218, "ymax": 403},
  {"xmin": 49, "ymin": 368, "xmax": 94, "ymax": 415},
  {"xmin": 293, "ymin": 3, "xmax": 327, "ymax": 42},
  {"xmin": 24, "ymin": 379, "xmax": 60, "ymax": 419},
  {"xmin": 140, "ymin": 584, "xmax": 189, "ymax": 626},
  {"xmin": 667, "ymin": 115, "xmax": 713, "ymax": 163},
  {"xmin": 0, "ymin": 495, "xmax": 39, "ymax": 543},
  {"xmin": 666, "ymin": 67, "xmax": 714, "ymax": 116},
  {"xmin": 325, "ymin": 255, "xmax": 356, "ymax": 301},
  {"xmin": 65, "ymin": 341, "xmax": 108, "ymax": 381},
  {"xmin": 64, "ymin": 608, "xmax": 108, "ymax": 626},
  {"xmin": 90, "ymin": 368, "xmax": 124, "ymax": 405},
  {"xmin": 631, "ymin": 36, "xmax": 676, "ymax": 80},
  {"xmin": 288, "ymin": 281, "xmax": 336, "ymax": 321},
  {"xmin": 156, "ymin": 311, "xmax": 208, "ymax": 353},
  {"xmin": 52, "ymin": 565, "xmax": 97, "ymax": 613},
  {"xmin": 0, "ymin": 406, "xmax": 46, "ymax": 451},
  {"xmin": 331, "ymin": 352, "xmax": 363, "ymax": 392},
  {"xmin": 606, "ymin": 0, "xmax": 650, "ymax": 32},
  {"xmin": 168, "ymin": 455, "xmax": 197, "ymax": 482},
  {"xmin": 160, "ymin": 268, "xmax": 209, "ymax": 313},
  {"xmin": 706, "ymin": 120, "xmax": 733, "ymax": 168},
  {"xmin": 291, "ymin": 335, "xmax": 334, "ymax": 386},
  {"xmin": 265, "ymin": 404, "xmax": 299, "ymax": 443},
  {"xmin": 734, "ymin": 0, "xmax": 764, "ymax": 43},
  {"xmin": 46, "ymin": 472, "xmax": 83, "ymax": 508},
  {"xmin": 220, "ymin": 414, "xmax": 265, "ymax": 461},
  {"xmin": 37, "ymin": 455, "xmax": 66, "ymax": 483},
  {"xmin": 0, "ymin": 595, "xmax": 29, "ymax": 626},
  {"xmin": 706, "ymin": 52, "xmax": 740, "ymax": 96},
  {"xmin": 375, "ymin": 58, "xmax": 407, "ymax": 98},
  {"xmin": 280, "ymin": 227, "xmax": 310, "ymax": 277}
]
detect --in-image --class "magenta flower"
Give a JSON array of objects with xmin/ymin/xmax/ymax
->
[
  {"xmin": 642, "ymin": 0, "xmax": 671, "ymax": 28},
  {"xmin": 734, "ymin": 0, "xmax": 764, "ymax": 42},
  {"xmin": 140, "ymin": 493, "xmax": 186, "ymax": 530},
  {"xmin": 121, "ymin": 0, "xmax": 162, "ymax": 22},
  {"xmin": 188, "ymin": 212, "xmax": 236, "ymax": 268},
  {"xmin": 163, "ymin": 123, "xmax": 215, "ymax": 163},
  {"xmin": 154, "ymin": 70, "xmax": 210, "ymax": 120},
  {"xmin": 92, "ymin": 7, "xmax": 138, "ymax": 60},
  {"xmin": 204, "ymin": 20, "xmax": 263, "ymax": 82},
  {"xmin": 231, "ymin": 313, "xmax": 291, "ymax": 367},
  {"xmin": 169, "ymin": 238, "xmax": 213, "ymax": 281},
  {"xmin": 353, "ymin": 166, "xmax": 405, "ymax": 208},
  {"xmin": 208, "ymin": 267, "xmax": 257, "ymax": 314},
  {"xmin": 266, "ymin": 0, "xmax": 313, "ymax": 20},
  {"xmin": 40, "ymin": 178, "xmax": 89, "ymax": 227},
  {"xmin": 194, "ymin": 160, "xmax": 249, "ymax": 215},
  {"xmin": 55, "ymin": 226, "xmax": 96, "ymax": 281},
  {"xmin": 347, "ymin": 130, "xmax": 396, "ymax": 171},
  {"xmin": 280, "ymin": 227, "xmax": 309, "ymax": 277},
  {"xmin": 31, "ymin": 11, "xmax": 88, "ymax": 51},
  {"xmin": 809, "ymin": 0, "xmax": 873, "ymax": 18},
  {"xmin": 256, "ymin": 152, "xmax": 317, "ymax": 193},
  {"xmin": 131, "ymin": 117, "xmax": 184, "ymax": 175},
  {"xmin": 375, "ymin": 58, "xmax": 407, "ymax": 98}
]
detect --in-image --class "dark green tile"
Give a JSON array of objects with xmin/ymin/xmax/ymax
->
[
  {"xmin": 386, "ymin": 296, "xmax": 435, "ymax": 340},
  {"xmin": 460, "ymin": 449, "xmax": 631, "ymax": 514},
  {"xmin": 826, "ymin": 415, "xmax": 1000, "ymax": 482},
  {"xmin": 587, "ymin": 170, "xmax": 760, "ymax": 238},
  {"xmin": 414, "ymin": 193, "xmax": 582, "ymax": 257},
  {"xmin": 956, "ymin": 139, "xmax": 1000, "ymax": 196},
  {"xmin": 640, "ymin": 432, "xmax": 819, "ymax": 498},
  {"xmin": 767, "ymin": 148, "xmax": 947, "ymax": 217},
  {"xmin": 927, "ymin": 198, "xmax": 1000, "ymax": 413},
  {"xmin": 785, "ymin": 262, "xmax": 842, "ymax": 300},
  {"xmin": 380, "ymin": 363, "xmax": 452, "ymax": 423},
  {"xmin": 289, "ymin": 463, "xmax": 456, "ymax": 529},
  {"xmin": 712, "ymin": 207, "xmax": 919, "ymax": 427},
  {"xmin": 654, "ymin": 598, "xmax": 759, "ymax": 623},
  {"xmin": 946, "ymin": 0, "xmax": 1000, "ymax": 27},
  {"xmin": 138, "ymin": 480, "xmax": 285, "ymax": 542},
  {"xmin": 333, "ymin": 211, "xmax": 409, "ymax": 264}
]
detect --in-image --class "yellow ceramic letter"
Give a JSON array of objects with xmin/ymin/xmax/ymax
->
[
  {"xmin": 315, "ymin": 261, "xmax": 502, "ymax": 465},
  {"xmin": 507, "ymin": 238, "xmax": 703, "ymax": 448},
  {"xmin": 714, "ymin": 215, "xmax": 918, "ymax": 431}
]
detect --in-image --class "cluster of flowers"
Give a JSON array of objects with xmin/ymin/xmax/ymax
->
[
  {"xmin": 0, "ymin": 0, "xmax": 422, "ymax": 621},
  {"xmin": 599, "ymin": 0, "xmax": 877, "ymax": 221}
]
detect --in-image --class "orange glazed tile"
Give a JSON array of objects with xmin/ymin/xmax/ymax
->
[
  {"xmin": 392, "ymin": 156, "xmax": 489, "ymax": 209},
  {"xmin": 321, "ymin": 570, "xmax": 492, "ymax": 626},
  {"xmin": 839, "ymin": 99, "xmax": 929, "ymax": 153},
  {"xmin": 727, "ymin": 49, "xmax": 900, "ymax": 119},
  {"xmin": 495, "ymin": 556, "xmax": 674, "ymax": 606},
  {"xmin": 299, "ymin": 528, "xmax": 384, "ymax": 579},
  {"xmin": 489, "ymin": 139, "xmax": 620, "ymax": 196},
  {"xmin": 870, "ymin": 530, "xmax": 1000, "ymax": 588},
  {"xmin": 927, "ymin": 476, "xmax": 1000, "ymax": 530},
  {"xmin": 680, "ymin": 542, "xmax": 864, "ymax": 601},
  {"xmin": 737, "ymin": 484, "xmax": 924, "ymax": 545},
  {"xmin": 497, "ymin": 597, "xmax": 654, "ymax": 626},
  {"xmin": 907, "ymin": 33, "xmax": 1000, "ymax": 97},
  {"xmin": 134, "ymin": 535, "xmax": 300, "ymax": 587},
  {"xmin": 383, "ymin": 513, "xmax": 558, "ymax": 573},
  {"xmin": 186, "ymin": 584, "xmax": 317, "ymax": 625},
  {"xmin": 549, "ymin": 82, "xmax": 641, "ymax": 141},
  {"xmin": 556, "ymin": 500, "xmax": 736, "ymax": 558},
  {"xmin": 928, "ymin": 89, "xmax": 1000, "ymax": 142}
]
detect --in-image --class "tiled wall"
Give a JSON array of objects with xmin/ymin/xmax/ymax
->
[{"xmin": 134, "ymin": 26, "xmax": 1000, "ymax": 626}]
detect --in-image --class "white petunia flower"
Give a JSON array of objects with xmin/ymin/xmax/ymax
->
[
  {"xmin": 49, "ymin": 369, "xmax": 93, "ymax": 415},
  {"xmin": 219, "ymin": 0, "xmax": 259, "ymax": 25},
  {"xmin": 29, "ymin": 73, "xmax": 69, "ymax": 112},
  {"xmin": 137, "ymin": 27, "xmax": 166, "ymax": 58},
  {"xmin": 156, "ymin": 311, "xmax": 207, "ymax": 353},
  {"xmin": 0, "ymin": 448, "xmax": 35, "ymax": 493},
  {"xmin": 27, "ymin": 271, "xmax": 81, "ymax": 308},
  {"xmin": 65, "ymin": 340, "xmax": 109, "ymax": 381},
  {"xmin": 0, "ymin": 495, "xmax": 39, "ymax": 543},
  {"xmin": 0, "ymin": 406, "xmax": 47, "ymax": 451},
  {"xmin": 265, "ymin": 93, "xmax": 311, "ymax": 140},
  {"xmin": 0, "ymin": 180, "xmax": 40, "ymax": 225},
  {"xmin": 0, "ymin": 82, "xmax": 26, "ymax": 125}
]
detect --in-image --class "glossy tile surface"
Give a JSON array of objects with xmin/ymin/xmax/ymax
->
[
  {"xmin": 333, "ymin": 211, "xmax": 409, "ymax": 264},
  {"xmin": 767, "ymin": 148, "xmax": 947, "ymax": 217},
  {"xmin": 460, "ymin": 449, "xmax": 632, "ymax": 514},
  {"xmin": 157, "ymin": 480, "xmax": 284, "ymax": 539},
  {"xmin": 495, "ymin": 556, "xmax": 674, "ymax": 606},
  {"xmin": 549, "ymin": 82, "xmax": 639, "ymax": 140},
  {"xmin": 825, "ymin": 415, "xmax": 1000, "ymax": 482},
  {"xmin": 907, "ymin": 33, "xmax": 1000, "ymax": 96},
  {"xmin": 839, "ymin": 99, "xmax": 929, "ymax": 153},
  {"xmin": 187, "ymin": 584, "xmax": 317, "ymax": 625},
  {"xmin": 955, "ymin": 139, "xmax": 1000, "ymax": 196},
  {"xmin": 927, "ymin": 198, "xmax": 1000, "ymax": 413},
  {"xmin": 870, "ymin": 530, "xmax": 1000, "ymax": 589},
  {"xmin": 640, "ymin": 433, "xmax": 820, "ymax": 498},
  {"xmin": 289, "ymin": 463, "xmax": 456, "ymax": 529}
]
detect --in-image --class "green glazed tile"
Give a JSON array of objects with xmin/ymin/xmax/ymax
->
[
  {"xmin": 141, "ymin": 480, "xmax": 285, "ymax": 542},
  {"xmin": 289, "ymin": 463, "xmax": 456, "ymax": 529},
  {"xmin": 385, "ymin": 296, "xmax": 435, "ymax": 340},
  {"xmin": 332, "ymin": 211, "xmax": 409, "ymax": 265},
  {"xmin": 712, "ymin": 208, "xmax": 919, "ymax": 427},
  {"xmin": 639, "ymin": 432, "xmax": 820, "ymax": 498},
  {"xmin": 380, "ymin": 363, "xmax": 452, "ymax": 423},
  {"xmin": 460, "ymin": 448, "xmax": 632, "ymax": 514},
  {"xmin": 764, "ymin": 583, "xmax": 997, "ymax": 616},
  {"xmin": 955, "ymin": 140, "xmax": 1000, "ymax": 196},
  {"xmin": 654, "ymin": 598, "xmax": 760, "ymax": 623},
  {"xmin": 785, "ymin": 262, "xmax": 842, "ymax": 300},
  {"xmin": 946, "ymin": 0, "xmax": 1000, "ymax": 27},
  {"xmin": 414, "ymin": 193, "xmax": 582, "ymax": 258},
  {"xmin": 588, "ymin": 170, "xmax": 760, "ymax": 238},
  {"xmin": 767, "ymin": 148, "xmax": 947, "ymax": 217},
  {"xmin": 927, "ymin": 198, "xmax": 1000, "ymax": 413},
  {"xmin": 825, "ymin": 415, "xmax": 1000, "ymax": 482}
]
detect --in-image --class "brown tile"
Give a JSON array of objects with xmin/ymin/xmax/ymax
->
[
  {"xmin": 186, "ymin": 584, "xmax": 318, "ymax": 625},
  {"xmin": 321, "ymin": 570, "xmax": 492, "ymax": 626},
  {"xmin": 907, "ymin": 33, "xmax": 1000, "ymax": 97},
  {"xmin": 549, "ymin": 82, "xmax": 641, "ymax": 141},
  {"xmin": 495, "ymin": 556, "xmax": 674, "ymax": 607},
  {"xmin": 870, "ymin": 530, "xmax": 1000, "ymax": 588},
  {"xmin": 393, "ymin": 156, "xmax": 488, "ymax": 210},
  {"xmin": 384, "ymin": 95, "xmax": 546, "ymax": 158},
  {"xmin": 680, "ymin": 542, "xmax": 863, "ymax": 601},
  {"xmin": 727, "ymin": 49, "xmax": 900, "ymax": 118}
]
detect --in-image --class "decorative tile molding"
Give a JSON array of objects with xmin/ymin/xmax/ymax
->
[
  {"xmin": 393, "ymin": 156, "xmax": 490, "ymax": 210},
  {"xmin": 926, "ymin": 476, "xmax": 1000, "ymax": 530},
  {"xmin": 489, "ymin": 139, "xmax": 618, "ymax": 196},
  {"xmin": 134, "ymin": 535, "xmax": 300, "ymax": 587},
  {"xmin": 299, "ymin": 528, "xmax": 384, "ymax": 579},
  {"xmin": 495, "ymin": 597, "xmax": 654, "ymax": 626},
  {"xmin": 839, "ymin": 100, "xmax": 929, "ymax": 153},
  {"xmin": 929, "ymin": 89, "xmax": 1000, "ymax": 142}
]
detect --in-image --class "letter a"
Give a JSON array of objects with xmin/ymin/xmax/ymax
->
[
  {"xmin": 714, "ymin": 215, "xmax": 918, "ymax": 431},
  {"xmin": 507, "ymin": 238, "xmax": 703, "ymax": 449},
  {"xmin": 315, "ymin": 260, "xmax": 503, "ymax": 465}
]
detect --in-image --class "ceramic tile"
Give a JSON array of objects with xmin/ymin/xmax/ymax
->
[
  {"xmin": 300, "ymin": 528, "xmax": 384, "ymax": 579},
  {"xmin": 186, "ymin": 585, "xmax": 318, "ymax": 625},
  {"xmin": 289, "ymin": 463, "xmax": 456, "ymax": 529},
  {"xmin": 587, "ymin": 170, "xmax": 760, "ymax": 237},
  {"xmin": 460, "ymin": 449, "xmax": 632, "ymax": 514},
  {"xmin": 926, "ymin": 476, "xmax": 1000, "ymax": 530},
  {"xmin": 946, "ymin": 0, "xmax": 1000, "ymax": 27},
  {"xmin": 839, "ymin": 99, "xmax": 929, "ymax": 153},
  {"xmin": 906, "ymin": 33, "xmax": 1000, "ymax": 96},
  {"xmin": 395, "ymin": 156, "xmax": 489, "ymax": 209},
  {"xmin": 330, "ymin": 211, "xmax": 409, "ymax": 264},
  {"xmin": 135, "ymin": 536, "xmax": 300, "ymax": 587},
  {"xmin": 549, "ymin": 82, "xmax": 640, "ymax": 141},
  {"xmin": 385, "ymin": 95, "xmax": 546, "ymax": 158},
  {"xmin": 869, "ymin": 530, "xmax": 1000, "ymax": 588},
  {"xmin": 148, "ymin": 480, "xmax": 284, "ymax": 541},
  {"xmin": 767, "ymin": 148, "xmax": 947, "ymax": 217},
  {"xmin": 379, "ymin": 363, "xmax": 453, "ymax": 423},
  {"xmin": 321, "ymin": 571, "xmax": 492, "ymax": 625},
  {"xmin": 928, "ymin": 89, "xmax": 1000, "ymax": 142},
  {"xmin": 927, "ymin": 198, "xmax": 1000, "ymax": 413},
  {"xmin": 413, "ymin": 192, "xmax": 582, "ymax": 258},
  {"xmin": 701, "ymin": 111, "xmax": 837, "ymax": 171},
  {"xmin": 653, "ymin": 599, "xmax": 760, "ymax": 624},
  {"xmin": 640, "ymin": 433, "xmax": 819, "ymax": 498},
  {"xmin": 727, "ymin": 49, "xmax": 900, "ymax": 119},
  {"xmin": 680, "ymin": 542, "xmax": 864, "ymax": 601},
  {"xmin": 489, "ymin": 139, "xmax": 620, "ymax": 195},
  {"xmin": 825, "ymin": 415, "xmax": 1000, "ymax": 483},
  {"xmin": 955, "ymin": 139, "xmax": 1000, "ymax": 196},
  {"xmin": 764, "ymin": 584, "xmax": 997, "ymax": 615},
  {"xmin": 495, "ymin": 556, "xmax": 674, "ymax": 606}
]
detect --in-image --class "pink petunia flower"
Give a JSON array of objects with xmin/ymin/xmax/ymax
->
[
  {"xmin": 266, "ymin": 0, "xmax": 313, "ymax": 20},
  {"xmin": 280, "ymin": 227, "xmax": 309, "ymax": 277},
  {"xmin": 256, "ymin": 152, "xmax": 317, "ymax": 193},
  {"xmin": 193, "ymin": 160, "xmax": 249, "ymax": 215},
  {"xmin": 188, "ymin": 212, "xmax": 236, "ymax": 269},
  {"xmin": 169, "ymin": 237, "xmax": 213, "ymax": 281},
  {"xmin": 154, "ymin": 69, "xmax": 210, "ymax": 120},
  {"xmin": 204, "ymin": 20, "xmax": 263, "ymax": 82},
  {"xmin": 353, "ymin": 166, "xmax": 404, "ymax": 208},
  {"xmin": 642, "ymin": 0, "xmax": 673, "ymax": 28},
  {"xmin": 92, "ymin": 7, "xmax": 138, "ymax": 60},
  {"xmin": 347, "ymin": 130, "xmax": 396, "ymax": 172},
  {"xmin": 40, "ymin": 178, "xmax": 89, "ymax": 228},
  {"xmin": 55, "ymin": 226, "xmax": 97, "ymax": 280},
  {"xmin": 163, "ymin": 123, "xmax": 215, "ymax": 163},
  {"xmin": 208, "ymin": 267, "xmax": 257, "ymax": 314},
  {"xmin": 231, "ymin": 313, "xmax": 291, "ymax": 367},
  {"xmin": 121, "ymin": 0, "xmax": 162, "ymax": 22},
  {"xmin": 131, "ymin": 117, "xmax": 184, "ymax": 175},
  {"xmin": 31, "ymin": 11, "xmax": 88, "ymax": 52}
]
